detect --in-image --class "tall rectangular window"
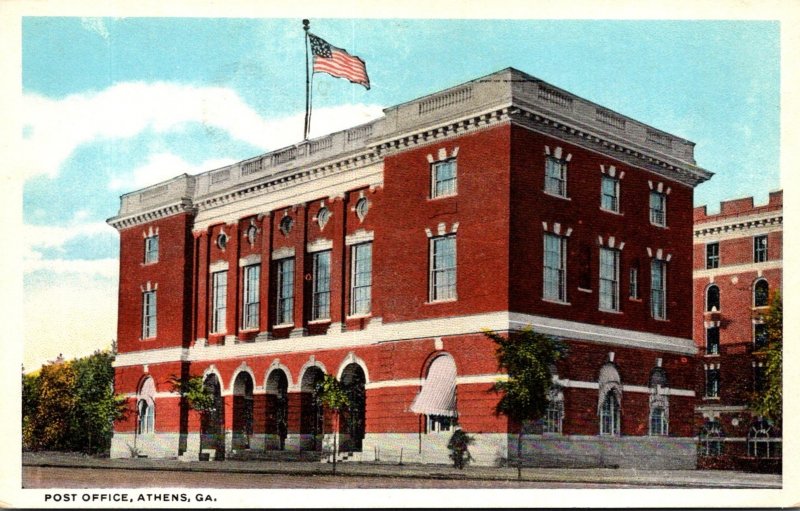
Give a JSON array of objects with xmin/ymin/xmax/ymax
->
[
  {"xmin": 629, "ymin": 266, "xmax": 639, "ymax": 299},
  {"xmin": 430, "ymin": 235, "xmax": 457, "ymax": 301},
  {"xmin": 211, "ymin": 271, "xmax": 227, "ymax": 334},
  {"xmin": 649, "ymin": 191, "xmax": 666, "ymax": 227},
  {"xmin": 312, "ymin": 251, "xmax": 331, "ymax": 320},
  {"xmin": 599, "ymin": 248, "xmax": 620, "ymax": 311},
  {"xmin": 142, "ymin": 290, "xmax": 157, "ymax": 339},
  {"xmin": 544, "ymin": 157, "xmax": 567, "ymax": 197},
  {"xmin": 275, "ymin": 258, "xmax": 294, "ymax": 325},
  {"xmin": 600, "ymin": 175, "xmax": 619, "ymax": 212},
  {"xmin": 351, "ymin": 243, "xmax": 372, "ymax": 315},
  {"xmin": 431, "ymin": 159, "xmax": 457, "ymax": 198},
  {"xmin": 754, "ymin": 235, "xmax": 768, "ymax": 263},
  {"xmin": 144, "ymin": 235, "xmax": 159, "ymax": 264},
  {"xmin": 651, "ymin": 259, "xmax": 667, "ymax": 319},
  {"xmin": 706, "ymin": 326, "xmax": 720, "ymax": 355},
  {"xmin": 705, "ymin": 368, "xmax": 720, "ymax": 398},
  {"xmin": 543, "ymin": 233, "xmax": 567, "ymax": 302},
  {"xmin": 706, "ymin": 242, "xmax": 720, "ymax": 269},
  {"xmin": 242, "ymin": 265, "xmax": 260, "ymax": 330}
]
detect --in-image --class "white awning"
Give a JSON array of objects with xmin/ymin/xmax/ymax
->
[{"xmin": 410, "ymin": 355, "xmax": 457, "ymax": 417}]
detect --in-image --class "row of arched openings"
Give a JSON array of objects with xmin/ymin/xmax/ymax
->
[
  {"xmin": 699, "ymin": 419, "xmax": 781, "ymax": 459},
  {"xmin": 135, "ymin": 362, "xmax": 366, "ymax": 454},
  {"xmin": 705, "ymin": 278, "xmax": 770, "ymax": 312}
]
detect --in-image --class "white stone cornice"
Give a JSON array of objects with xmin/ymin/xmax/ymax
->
[
  {"xmin": 107, "ymin": 200, "xmax": 195, "ymax": 231},
  {"xmin": 693, "ymin": 214, "xmax": 782, "ymax": 241}
]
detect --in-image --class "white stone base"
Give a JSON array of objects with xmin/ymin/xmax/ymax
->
[{"xmin": 110, "ymin": 433, "xmax": 180, "ymax": 459}]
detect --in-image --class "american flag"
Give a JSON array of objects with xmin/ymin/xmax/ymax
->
[{"xmin": 309, "ymin": 33, "xmax": 370, "ymax": 90}]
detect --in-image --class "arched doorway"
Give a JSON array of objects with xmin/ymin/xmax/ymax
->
[
  {"xmin": 300, "ymin": 367, "xmax": 325, "ymax": 451},
  {"xmin": 340, "ymin": 363, "xmax": 366, "ymax": 452},
  {"xmin": 200, "ymin": 374, "xmax": 224, "ymax": 458},
  {"xmin": 265, "ymin": 369, "xmax": 289, "ymax": 451},
  {"xmin": 232, "ymin": 372, "xmax": 254, "ymax": 450}
]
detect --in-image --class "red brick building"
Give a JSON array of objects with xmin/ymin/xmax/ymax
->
[
  {"xmin": 693, "ymin": 191, "xmax": 782, "ymax": 470},
  {"xmin": 108, "ymin": 68, "xmax": 712, "ymax": 468}
]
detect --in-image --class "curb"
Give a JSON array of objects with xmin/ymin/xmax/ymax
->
[{"xmin": 22, "ymin": 459, "xmax": 782, "ymax": 489}]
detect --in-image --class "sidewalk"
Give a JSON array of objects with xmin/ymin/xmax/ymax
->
[{"xmin": 22, "ymin": 452, "xmax": 781, "ymax": 489}]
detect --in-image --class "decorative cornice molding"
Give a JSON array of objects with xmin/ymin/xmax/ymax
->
[
  {"xmin": 694, "ymin": 214, "xmax": 782, "ymax": 239},
  {"xmin": 107, "ymin": 200, "xmax": 195, "ymax": 230}
]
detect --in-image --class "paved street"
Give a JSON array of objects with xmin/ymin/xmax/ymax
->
[
  {"xmin": 21, "ymin": 452, "xmax": 781, "ymax": 490},
  {"xmin": 23, "ymin": 466, "xmax": 660, "ymax": 489}
]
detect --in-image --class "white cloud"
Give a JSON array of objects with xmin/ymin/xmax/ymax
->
[
  {"xmin": 80, "ymin": 18, "xmax": 110, "ymax": 40},
  {"xmin": 24, "ymin": 254, "xmax": 119, "ymax": 279},
  {"xmin": 24, "ymin": 273, "xmax": 117, "ymax": 371},
  {"xmin": 24, "ymin": 221, "xmax": 113, "ymax": 252},
  {"xmin": 22, "ymin": 81, "xmax": 384, "ymax": 181},
  {"xmin": 108, "ymin": 153, "xmax": 237, "ymax": 191}
]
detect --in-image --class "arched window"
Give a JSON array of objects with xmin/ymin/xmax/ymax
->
[
  {"xmin": 649, "ymin": 368, "xmax": 669, "ymax": 436},
  {"xmin": 600, "ymin": 392, "xmax": 620, "ymax": 436},
  {"xmin": 543, "ymin": 388, "xmax": 564, "ymax": 434},
  {"xmin": 748, "ymin": 420, "xmax": 780, "ymax": 458},
  {"xmin": 754, "ymin": 279, "xmax": 769, "ymax": 307},
  {"xmin": 137, "ymin": 377, "xmax": 156, "ymax": 435},
  {"xmin": 706, "ymin": 284, "xmax": 720, "ymax": 312},
  {"xmin": 699, "ymin": 420, "xmax": 723, "ymax": 456},
  {"xmin": 598, "ymin": 362, "xmax": 622, "ymax": 436}
]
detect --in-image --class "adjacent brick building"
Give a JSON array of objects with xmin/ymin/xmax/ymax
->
[
  {"xmin": 108, "ymin": 68, "xmax": 712, "ymax": 468},
  {"xmin": 693, "ymin": 191, "xmax": 782, "ymax": 471}
]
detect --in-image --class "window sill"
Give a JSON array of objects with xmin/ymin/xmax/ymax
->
[
  {"xmin": 239, "ymin": 327, "xmax": 259, "ymax": 333},
  {"xmin": 543, "ymin": 190, "xmax": 571, "ymax": 201},
  {"xmin": 599, "ymin": 207, "xmax": 623, "ymax": 216},
  {"xmin": 704, "ymin": 353, "xmax": 720, "ymax": 358},
  {"xmin": 426, "ymin": 298, "xmax": 458, "ymax": 305},
  {"xmin": 140, "ymin": 337, "xmax": 157, "ymax": 342},
  {"xmin": 542, "ymin": 298, "xmax": 571, "ymax": 306},
  {"xmin": 272, "ymin": 323, "xmax": 294, "ymax": 329},
  {"xmin": 628, "ymin": 297, "xmax": 642, "ymax": 302},
  {"xmin": 577, "ymin": 288, "xmax": 592, "ymax": 293},
  {"xmin": 598, "ymin": 307, "xmax": 623, "ymax": 314},
  {"xmin": 141, "ymin": 261, "xmax": 159, "ymax": 267},
  {"xmin": 428, "ymin": 193, "xmax": 457, "ymax": 201},
  {"xmin": 308, "ymin": 318, "xmax": 332, "ymax": 325},
  {"xmin": 346, "ymin": 313, "xmax": 372, "ymax": 320},
  {"xmin": 652, "ymin": 317, "xmax": 669, "ymax": 322},
  {"xmin": 702, "ymin": 396, "xmax": 721, "ymax": 401}
]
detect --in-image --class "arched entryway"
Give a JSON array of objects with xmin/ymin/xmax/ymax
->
[
  {"xmin": 300, "ymin": 367, "xmax": 325, "ymax": 451},
  {"xmin": 265, "ymin": 369, "xmax": 289, "ymax": 450},
  {"xmin": 232, "ymin": 372, "xmax": 254, "ymax": 450},
  {"xmin": 200, "ymin": 374, "xmax": 224, "ymax": 458},
  {"xmin": 340, "ymin": 363, "xmax": 366, "ymax": 452}
]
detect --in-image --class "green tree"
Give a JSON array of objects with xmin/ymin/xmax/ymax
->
[
  {"xmin": 23, "ymin": 360, "xmax": 78, "ymax": 451},
  {"xmin": 485, "ymin": 327, "xmax": 566, "ymax": 480},
  {"xmin": 316, "ymin": 374, "xmax": 349, "ymax": 475},
  {"xmin": 22, "ymin": 370, "xmax": 41, "ymax": 451},
  {"xmin": 752, "ymin": 292, "xmax": 782, "ymax": 423},
  {"xmin": 70, "ymin": 350, "xmax": 127, "ymax": 454}
]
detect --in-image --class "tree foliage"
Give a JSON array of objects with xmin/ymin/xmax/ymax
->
[
  {"xmin": 752, "ymin": 292, "xmax": 782, "ymax": 423},
  {"xmin": 316, "ymin": 374, "xmax": 349, "ymax": 412},
  {"xmin": 487, "ymin": 327, "xmax": 567, "ymax": 423},
  {"xmin": 22, "ymin": 350, "xmax": 126, "ymax": 454},
  {"xmin": 170, "ymin": 375, "xmax": 216, "ymax": 413}
]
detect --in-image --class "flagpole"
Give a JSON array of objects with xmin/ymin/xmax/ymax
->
[{"xmin": 303, "ymin": 19, "xmax": 311, "ymax": 141}]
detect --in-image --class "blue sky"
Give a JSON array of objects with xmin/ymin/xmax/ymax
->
[{"xmin": 20, "ymin": 17, "xmax": 780, "ymax": 370}]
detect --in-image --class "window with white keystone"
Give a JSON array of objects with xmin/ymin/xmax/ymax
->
[
  {"xmin": 430, "ymin": 235, "xmax": 457, "ymax": 302},
  {"xmin": 649, "ymin": 191, "xmax": 667, "ymax": 227},
  {"xmin": 351, "ymin": 243, "xmax": 372, "ymax": 315},
  {"xmin": 599, "ymin": 247, "xmax": 620, "ymax": 311},
  {"xmin": 144, "ymin": 235, "xmax": 159, "ymax": 264},
  {"xmin": 600, "ymin": 175, "xmax": 619, "ymax": 212},
  {"xmin": 142, "ymin": 290, "xmax": 157, "ymax": 339},
  {"xmin": 650, "ymin": 259, "xmax": 667, "ymax": 320},
  {"xmin": 211, "ymin": 271, "xmax": 227, "ymax": 334},
  {"xmin": 543, "ymin": 233, "xmax": 567, "ymax": 302},
  {"xmin": 242, "ymin": 265, "xmax": 260, "ymax": 330},
  {"xmin": 431, "ymin": 159, "xmax": 457, "ymax": 198},
  {"xmin": 545, "ymin": 156, "xmax": 567, "ymax": 197}
]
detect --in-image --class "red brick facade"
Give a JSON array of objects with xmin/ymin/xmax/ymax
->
[
  {"xmin": 108, "ymin": 69, "xmax": 711, "ymax": 468},
  {"xmin": 692, "ymin": 191, "xmax": 782, "ymax": 472}
]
